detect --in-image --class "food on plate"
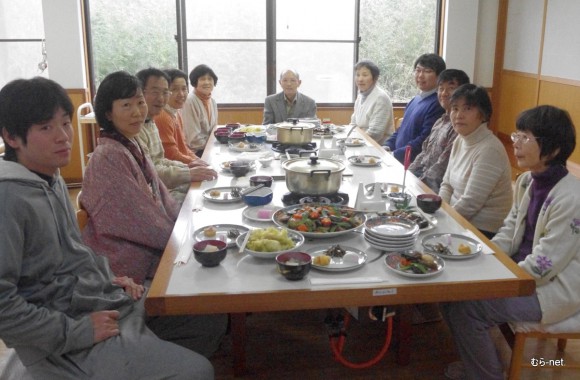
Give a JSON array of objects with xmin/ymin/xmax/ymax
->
[
  {"xmin": 209, "ymin": 190, "xmax": 221, "ymax": 198},
  {"xmin": 389, "ymin": 185, "xmax": 400, "ymax": 193},
  {"xmin": 368, "ymin": 157, "xmax": 377, "ymax": 165},
  {"xmin": 352, "ymin": 138, "xmax": 361, "ymax": 145},
  {"xmin": 353, "ymin": 156, "xmax": 364, "ymax": 163},
  {"xmin": 425, "ymin": 242, "xmax": 452, "ymax": 255},
  {"xmin": 223, "ymin": 161, "xmax": 231, "ymax": 168},
  {"xmin": 458, "ymin": 243, "xmax": 472, "ymax": 255},
  {"xmin": 237, "ymin": 142, "xmax": 246, "ymax": 148},
  {"xmin": 275, "ymin": 205, "xmax": 364, "ymax": 234},
  {"xmin": 237, "ymin": 125, "xmax": 263, "ymax": 133},
  {"xmin": 202, "ymin": 244, "xmax": 219, "ymax": 252},
  {"xmin": 203, "ymin": 226, "xmax": 217, "ymax": 237},
  {"xmin": 325, "ymin": 244, "xmax": 346, "ymax": 258},
  {"xmin": 245, "ymin": 227, "xmax": 295, "ymax": 252},
  {"xmin": 398, "ymin": 251, "xmax": 439, "ymax": 274},
  {"xmin": 257, "ymin": 209, "xmax": 273, "ymax": 219},
  {"xmin": 313, "ymin": 255, "xmax": 331, "ymax": 266},
  {"xmin": 382, "ymin": 209, "xmax": 429, "ymax": 229}
]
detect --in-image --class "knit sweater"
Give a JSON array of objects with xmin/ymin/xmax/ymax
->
[
  {"xmin": 182, "ymin": 92, "xmax": 218, "ymax": 151},
  {"xmin": 384, "ymin": 91, "xmax": 444, "ymax": 163},
  {"xmin": 492, "ymin": 172, "xmax": 580, "ymax": 324},
  {"xmin": 80, "ymin": 137, "xmax": 179, "ymax": 284},
  {"xmin": 439, "ymin": 123, "xmax": 512, "ymax": 232},
  {"xmin": 154, "ymin": 106, "xmax": 198, "ymax": 164},
  {"xmin": 350, "ymin": 85, "xmax": 394, "ymax": 145},
  {"xmin": 135, "ymin": 119, "xmax": 190, "ymax": 203}
]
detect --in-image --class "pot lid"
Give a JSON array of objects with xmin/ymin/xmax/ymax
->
[
  {"xmin": 282, "ymin": 156, "xmax": 345, "ymax": 173},
  {"xmin": 277, "ymin": 120, "xmax": 315, "ymax": 130}
]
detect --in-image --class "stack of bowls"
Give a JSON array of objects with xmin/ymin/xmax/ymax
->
[{"xmin": 364, "ymin": 216, "xmax": 419, "ymax": 251}]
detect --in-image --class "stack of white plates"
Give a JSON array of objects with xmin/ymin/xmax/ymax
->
[{"xmin": 364, "ymin": 216, "xmax": 419, "ymax": 251}]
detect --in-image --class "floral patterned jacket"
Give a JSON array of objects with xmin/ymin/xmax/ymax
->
[{"xmin": 492, "ymin": 171, "xmax": 580, "ymax": 324}]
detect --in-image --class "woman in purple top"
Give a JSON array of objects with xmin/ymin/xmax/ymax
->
[{"xmin": 442, "ymin": 105, "xmax": 580, "ymax": 380}]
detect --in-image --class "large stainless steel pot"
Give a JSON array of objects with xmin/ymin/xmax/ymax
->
[
  {"xmin": 276, "ymin": 119, "xmax": 315, "ymax": 144},
  {"xmin": 282, "ymin": 156, "xmax": 345, "ymax": 195}
]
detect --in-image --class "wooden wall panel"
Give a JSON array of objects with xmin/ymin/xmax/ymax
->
[
  {"xmin": 61, "ymin": 89, "xmax": 90, "ymax": 185},
  {"xmin": 538, "ymin": 80, "xmax": 580, "ymax": 164},
  {"xmin": 495, "ymin": 71, "xmax": 538, "ymax": 135}
]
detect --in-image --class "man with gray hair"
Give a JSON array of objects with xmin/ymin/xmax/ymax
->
[{"xmin": 263, "ymin": 69, "xmax": 317, "ymax": 124}]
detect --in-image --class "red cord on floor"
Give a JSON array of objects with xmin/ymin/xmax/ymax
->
[{"xmin": 328, "ymin": 312, "xmax": 393, "ymax": 369}]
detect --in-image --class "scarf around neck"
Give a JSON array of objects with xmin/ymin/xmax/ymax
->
[{"xmin": 195, "ymin": 90, "xmax": 213, "ymax": 122}]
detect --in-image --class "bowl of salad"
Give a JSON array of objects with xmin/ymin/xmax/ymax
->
[{"xmin": 272, "ymin": 203, "xmax": 366, "ymax": 239}]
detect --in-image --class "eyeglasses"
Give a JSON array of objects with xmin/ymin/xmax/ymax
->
[
  {"xmin": 510, "ymin": 132, "xmax": 540, "ymax": 144},
  {"xmin": 145, "ymin": 89, "xmax": 172, "ymax": 98},
  {"xmin": 413, "ymin": 68, "xmax": 435, "ymax": 75}
]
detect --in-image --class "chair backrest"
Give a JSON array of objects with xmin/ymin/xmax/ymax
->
[{"xmin": 76, "ymin": 208, "xmax": 89, "ymax": 231}]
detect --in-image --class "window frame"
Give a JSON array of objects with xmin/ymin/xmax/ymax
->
[{"xmin": 84, "ymin": 0, "xmax": 443, "ymax": 108}]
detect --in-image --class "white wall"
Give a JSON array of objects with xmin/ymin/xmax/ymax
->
[
  {"xmin": 42, "ymin": 0, "xmax": 87, "ymax": 88},
  {"xmin": 443, "ymin": 0, "xmax": 499, "ymax": 87}
]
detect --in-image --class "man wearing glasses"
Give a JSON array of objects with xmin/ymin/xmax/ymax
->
[
  {"xmin": 384, "ymin": 53, "xmax": 446, "ymax": 164},
  {"xmin": 136, "ymin": 68, "xmax": 217, "ymax": 204}
]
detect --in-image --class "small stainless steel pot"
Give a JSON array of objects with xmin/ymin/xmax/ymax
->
[
  {"xmin": 282, "ymin": 156, "xmax": 345, "ymax": 195},
  {"xmin": 276, "ymin": 120, "xmax": 315, "ymax": 144}
]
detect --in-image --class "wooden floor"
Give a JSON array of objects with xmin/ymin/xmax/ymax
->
[{"xmin": 208, "ymin": 309, "xmax": 580, "ymax": 380}]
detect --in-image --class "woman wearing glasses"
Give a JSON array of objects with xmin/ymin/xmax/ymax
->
[
  {"xmin": 439, "ymin": 84, "xmax": 512, "ymax": 239},
  {"xmin": 442, "ymin": 105, "xmax": 580, "ymax": 380}
]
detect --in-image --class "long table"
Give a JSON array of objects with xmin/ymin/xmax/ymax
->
[{"xmin": 145, "ymin": 127, "xmax": 535, "ymax": 375}]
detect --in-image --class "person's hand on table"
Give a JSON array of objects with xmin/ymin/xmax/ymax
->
[
  {"xmin": 91, "ymin": 310, "xmax": 120, "ymax": 343},
  {"xmin": 190, "ymin": 166, "xmax": 218, "ymax": 182},
  {"xmin": 188, "ymin": 157, "xmax": 209, "ymax": 168},
  {"xmin": 113, "ymin": 276, "xmax": 144, "ymax": 300}
]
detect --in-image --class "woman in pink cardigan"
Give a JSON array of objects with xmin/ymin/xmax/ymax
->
[{"xmin": 80, "ymin": 71, "xmax": 180, "ymax": 285}]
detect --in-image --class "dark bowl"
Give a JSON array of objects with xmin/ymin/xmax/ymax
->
[
  {"xmin": 225, "ymin": 123, "xmax": 241, "ymax": 130},
  {"xmin": 229, "ymin": 161, "xmax": 251, "ymax": 177},
  {"xmin": 228, "ymin": 132, "xmax": 247, "ymax": 144},
  {"xmin": 215, "ymin": 127, "xmax": 233, "ymax": 134},
  {"xmin": 214, "ymin": 132, "xmax": 230, "ymax": 144},
  {"xmin": 249, "ymin": 175, "xmax": 273, "ymax": 188},
  {"xmin": 246, "ymin": 133, "xmax": 267, "ymax": 144},
  {"xmin": 193, "ymin": 240, "xmax": 227, "ymax": 267},
  {"xmin": 416, "ymin": 194, "xmax": 442, "ymax": 214},
  {"xmin": 276, "ymin": 251, "xmax": 312, "ymax": 280}
]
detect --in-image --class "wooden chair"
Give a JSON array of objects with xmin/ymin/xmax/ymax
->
[
  {"xmin": 501, "ymin": 321, "xmax": 580, "ymax": 379},
  {"xmin": 394, "ymin": 117, "xmax": 404, "ymax": 130},
  {"xmin": 75, "ymin": 191, "xmax": 89, "ymax": 231}
]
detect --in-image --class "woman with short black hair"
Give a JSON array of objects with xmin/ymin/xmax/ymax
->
[
  {"xmin": 442, "ymin": 105, "xmax": 580, "ymax": 380},
  {"xmin": 182, "ymin": 64, "xmax": 219, "ymax": 156}
]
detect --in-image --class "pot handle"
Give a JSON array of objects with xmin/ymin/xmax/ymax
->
[
  {"xmin": 309, "ymin": 169, "xmax": 331, "ymax": 179},
  {"xmin": 289, "ymin": 126, "xmax": 305, "ymax": 135}
]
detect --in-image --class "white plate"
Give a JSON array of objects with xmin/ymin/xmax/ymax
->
[
  {"xmin": 365, "ymin": 216, "xmax": 419, "ymax": 237},
  {"xmin": 348, "ymin": 155, "xmax": 382, "ymax": 166},
  {"xmin": 202, "ymin": 187, "xmax": 244, "ymax": 203},
  {"xmin": 364, "ymin": 236, "xmax": 417, "ymax": 251},
  {"xmin": 308, "ymin": 245, "xmax": 367, "ymax": 272},
  {"xmin": 235, "ymin": 229, "xmax": 305, "ymax": 259},
  {"xmin": 338, "ymin": 137, "xmax": 365, "ymax": 147},
  {"xmin": 193, "ymin": 224, "xmax": 249, "ymax": 248},
  {"xmin": 365, "ymin": 183, "xmax": 404, "ymax": 198},
  {"xmin": 220, "ymin": 160, "xmax": 256, "ymax": 173},
  {"xmin": 272, "ymin": 204, "xmax": 367, "ymax": 239},
  {"xmin": 242, "ymin": 205, "xmax": 282, "ymax": 222},
  {"xmin": 378, "ymin": 210, "xmax": 437, "ymax": 231},
  {"xmin": 384, "ymin": 251, "xmax": 445, "ymax": 278},
  {"xmin": 421, "ymin": 233, "xmax": 482, "ymax": 259},
  {"xmin": 228, "ymin": 143, "xmax": 263, "ymax": 152}
]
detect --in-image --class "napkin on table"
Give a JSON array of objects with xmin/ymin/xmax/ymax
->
[{"xmin": 174, "ymin": 218, "xmax": 193, "ymax": 265}]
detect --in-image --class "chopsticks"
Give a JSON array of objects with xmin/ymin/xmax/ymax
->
[{"xmin": 238, "ymin": 230, "xmax": 252, "ymax": 254}]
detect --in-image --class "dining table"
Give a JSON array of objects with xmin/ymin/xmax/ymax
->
[{"xmin": 145, "ymin": 126, "xmax": 535, "ymax": 376}]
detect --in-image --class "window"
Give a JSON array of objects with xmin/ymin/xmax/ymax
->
[
  {"xmin": 87, "ymin": 0, "xmax": 440, "ymax": 104},
  {"xmin": 0, "ymin": 0, "xmax": 48, "ymax": 89},
  {"xmin": 88, "ymin": 0, "xmax": 177, "ymax": 89}
]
